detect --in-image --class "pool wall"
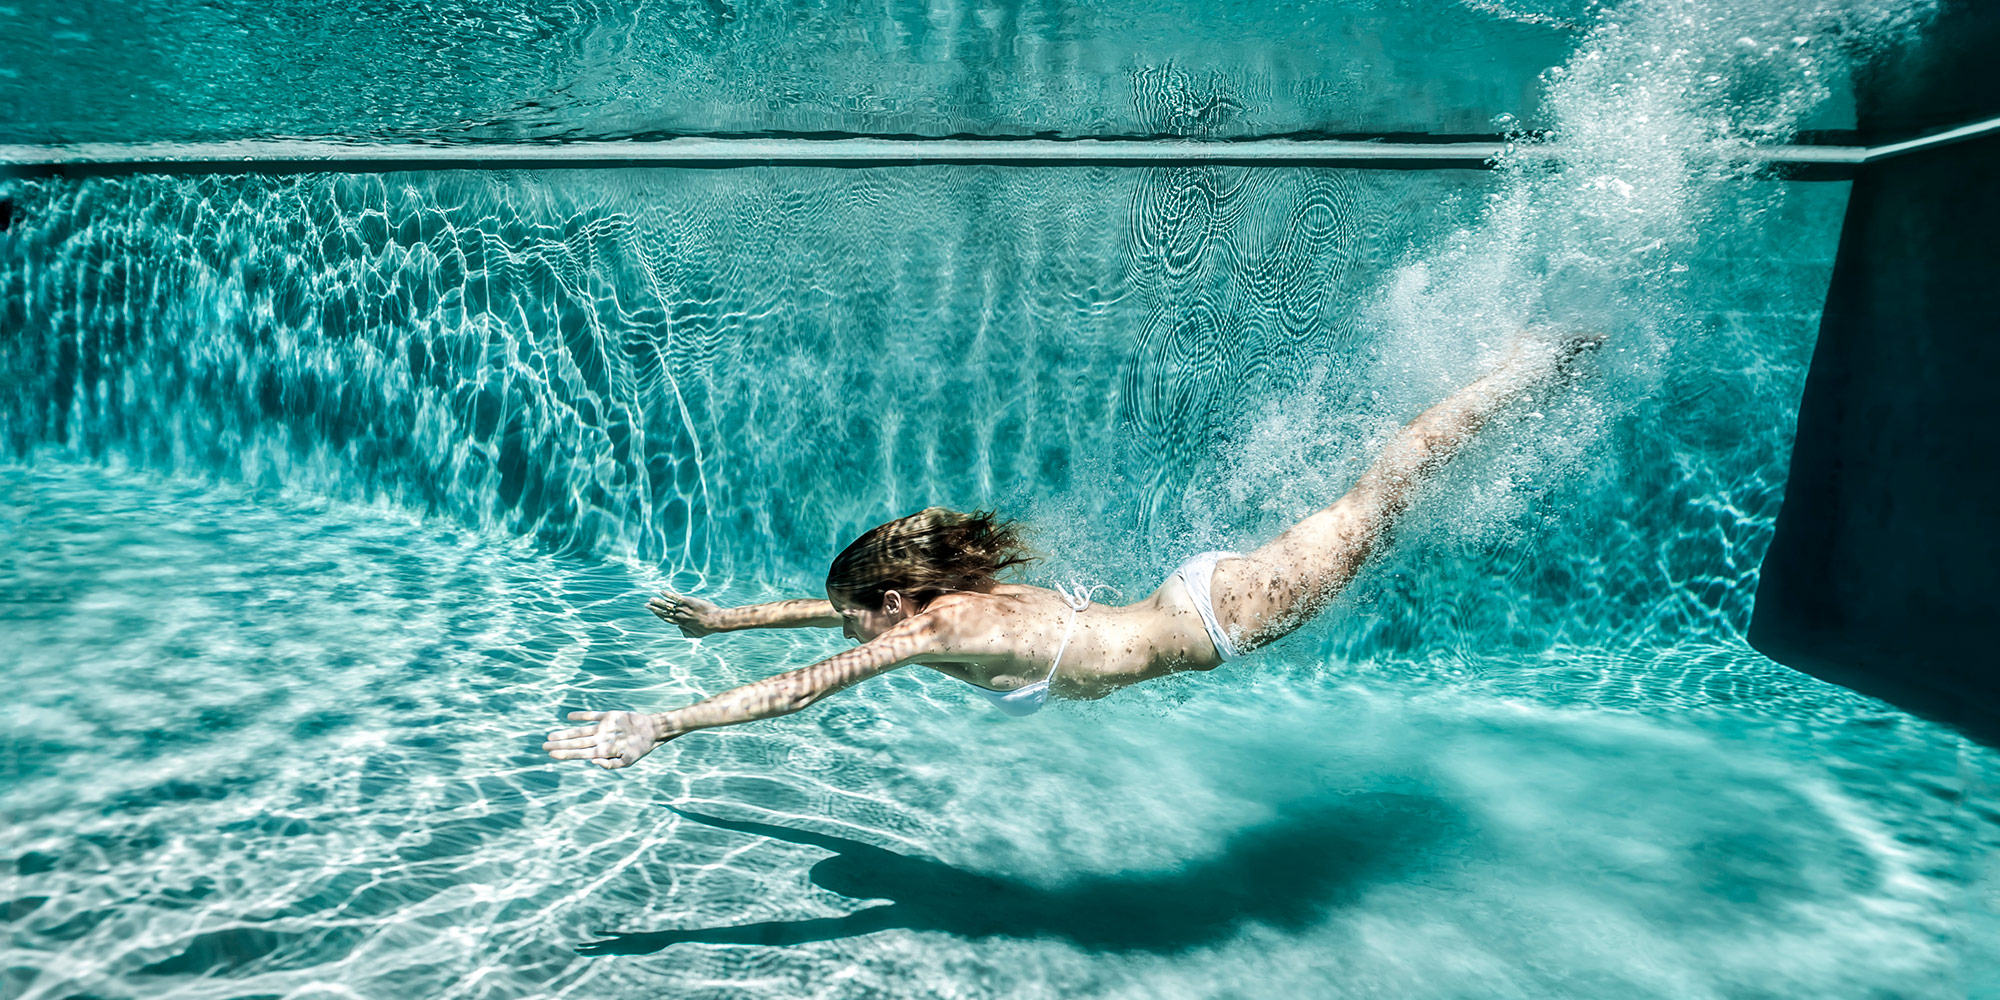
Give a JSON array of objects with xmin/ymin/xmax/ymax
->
[{"xmin": 1752, "ymin": 0, "xmax": 2000, "ymax": 746}]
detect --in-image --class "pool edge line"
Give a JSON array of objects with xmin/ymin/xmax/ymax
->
[{"xmin": 0, "ymin": 135, "xmax": 1877, "ymax": 177}]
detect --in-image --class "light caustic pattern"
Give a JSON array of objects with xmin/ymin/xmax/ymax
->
[
  {"xmin": 0, "ymin": 165, "xmax": 1492, "ymax": 594},
  {"xmin": 5, "ymin": 0, "xmax": 1998, "ymax": 997},
  {"xmin": 0, "ymin": 160, "xmax": 1839, "ymax": 653},
  {"xmin": 4, "ymin": 462, "xmax": 1995, "ymax": 1000}
]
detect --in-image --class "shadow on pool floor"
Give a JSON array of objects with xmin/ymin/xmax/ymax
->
[{"xmin": 580, "ymin": 794, "xmax": 1460, "ymax": 956}]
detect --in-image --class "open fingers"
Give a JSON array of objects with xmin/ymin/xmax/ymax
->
[
  {"xmin": 543, "ymin": 734, "xmax": 597, "ymax": 750},
  {"xmin": 566, "ymin": 711, "xmax": 607, "ymax": 723}
]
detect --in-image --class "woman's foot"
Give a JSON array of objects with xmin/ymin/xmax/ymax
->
[{"xmin": 1506, "ymin": 328, "xmax": 1605, "ymax": 386}]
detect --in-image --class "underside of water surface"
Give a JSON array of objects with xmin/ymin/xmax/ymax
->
[{"xmin": 4, "ymin": 0, "xmax": 1998, "ymax": 998}]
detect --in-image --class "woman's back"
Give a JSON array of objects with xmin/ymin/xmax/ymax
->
[{"xmin": 908, "ymin": 580, "xmax": 1225, "ymax": 699}]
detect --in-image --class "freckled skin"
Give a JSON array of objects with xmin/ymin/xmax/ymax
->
[{"xmin": 546, "ymin": 332, "xmax": 1600, "ymax": 769}]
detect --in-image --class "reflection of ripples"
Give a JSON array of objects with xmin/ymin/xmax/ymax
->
[
  {"xmin": 1125, "ymin": 300, "xmax": 1230, "ymax": 482},
  {"xmin": 0, "ymin": 1, "xmax": 1577, "ymax": 144},
  {"xmin": 1129, "ymin": 65, "xmax": 1246, "ymax": 137},
  {"xmin": 1129, "ymin": 167, "xmax": 1234, "ymax": 278}
]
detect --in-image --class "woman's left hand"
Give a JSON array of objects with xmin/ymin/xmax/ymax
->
[
  {"xmin": 543, "ymin": 711, "xmax": 678, "ymax": 769},
  {"xmin": 647, "ymin": 589, "xmax": 725, "ymax": 637}
]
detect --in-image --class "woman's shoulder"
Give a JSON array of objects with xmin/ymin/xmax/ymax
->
[
  {"xmin": 905, "ymin": 588, "xmax": 1044, "ymax": 656},
  {"xmin": 922, "ymin": 585, "xmax": 1050, "ymax": 619}
]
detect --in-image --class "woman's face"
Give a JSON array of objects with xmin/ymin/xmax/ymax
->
[{"xmin": 828, "ymin": 589, "xmax": 908, "ymax": 643}]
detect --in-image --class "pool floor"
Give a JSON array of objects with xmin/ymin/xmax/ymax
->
[{"xmin": 5, "ymin": 459, "xmax": 1995, "ymax": 999}]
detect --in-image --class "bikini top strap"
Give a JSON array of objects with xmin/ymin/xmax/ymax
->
[
  {"xmin": 1044, "ymin": 581, "xmax": 1093, "ymax": 683},
  {"xmin": 1053, "ymin": 580, "xmax": 1093, "ymax": 613}
]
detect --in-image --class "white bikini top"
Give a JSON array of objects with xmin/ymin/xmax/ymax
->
[{"xmin": 971, "ymin": 583, "xmax": 1093, "ymax": 718}]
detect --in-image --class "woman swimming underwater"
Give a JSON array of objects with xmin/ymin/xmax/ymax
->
[{"xmin": 544, "ymin": 332, "xmax": 1599, "ymax": 769}]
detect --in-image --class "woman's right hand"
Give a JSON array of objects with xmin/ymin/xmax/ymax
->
[
  {"xmin": 647, "ymin": 589, "xmax": 725, "ymax": 637},
  {"xmin": 544, "ymin": 711, "xmax": 679, "ymax": 769}
]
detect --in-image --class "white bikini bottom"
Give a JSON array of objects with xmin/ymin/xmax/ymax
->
[{"xmin": 1174, "ymin": 550, "xmax": 1246, "ymax": 661}]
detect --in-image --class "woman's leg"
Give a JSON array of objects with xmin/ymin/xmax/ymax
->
[{"xmin": 1208, "ymin": 334, "xmax": 1596, "ymax": 653}]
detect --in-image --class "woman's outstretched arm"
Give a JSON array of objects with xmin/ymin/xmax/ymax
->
[
  {"xmin": 648, "ymin": 589, "xmax": 842, "ymax": 637},
  {"xmin": 544, "ymin": 615, "xmax": 941, "ymax": 769}
]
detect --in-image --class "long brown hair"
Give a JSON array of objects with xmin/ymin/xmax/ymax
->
[{"xmin": 826, "ymin": 507, "xmax": 1037, "ymax": 609}]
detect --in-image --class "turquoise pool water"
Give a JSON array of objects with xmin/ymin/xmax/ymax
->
[
  {"xmin": 5, "ymin": 0, "xmax": 1997, "ymax": 997},
  {"xmin": 0, "ymin": 0, "xmax": 1581, "ymax": 143}
]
